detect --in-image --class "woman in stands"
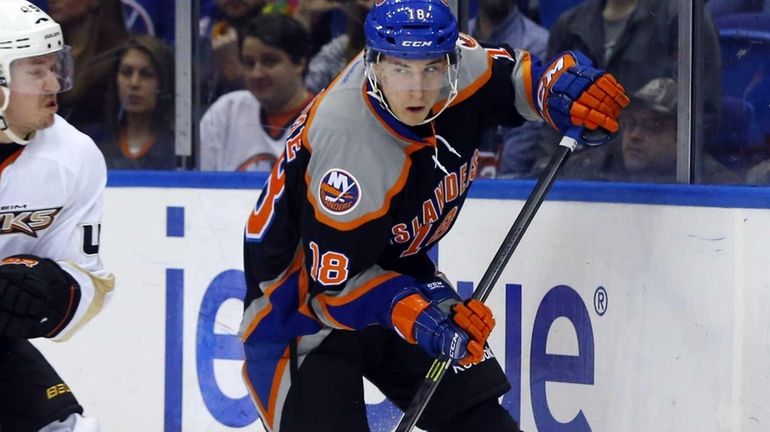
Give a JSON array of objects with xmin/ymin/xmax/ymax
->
[{"xmin": 88, "ymin": 35, "xmax": 176, "ymax": 169}]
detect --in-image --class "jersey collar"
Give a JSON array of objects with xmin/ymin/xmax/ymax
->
[{"xmin": 362, "ymin": 81, "xmax": 436, "ymax": 147}]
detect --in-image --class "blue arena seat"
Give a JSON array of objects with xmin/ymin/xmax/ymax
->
[
  {"xmin": 707, "ymin": 0, "xmax": 765, "ymax": 16},
  {"xmin": 713, "ymin": 13, "xmax": 770, "ymax": 164},
  {"xmin": 537, "ymin": 0, "xmax": 585, "ymax": 29},
  {"xmin": 122, "ymin": 0, "xmax": 176, "ymax": 42}
]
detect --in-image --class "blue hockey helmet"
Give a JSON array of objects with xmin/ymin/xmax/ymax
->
[{"xmin": 364, "ymin": 0, "xmax": 459, "ymax": 62}]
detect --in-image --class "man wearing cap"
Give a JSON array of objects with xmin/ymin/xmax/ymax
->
[{"xmin": 620, "ymin": 78, "xmax": 739, "ymax": 183}]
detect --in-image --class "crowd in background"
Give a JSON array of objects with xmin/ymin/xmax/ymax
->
[{"xmin": 29, "ymin": 0, "xmax": 770, "ymax": 184}]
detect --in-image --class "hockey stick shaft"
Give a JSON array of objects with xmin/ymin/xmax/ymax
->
[{"xmin": 394, "ymin": 136, "xmax": 577, "ymax": 432}]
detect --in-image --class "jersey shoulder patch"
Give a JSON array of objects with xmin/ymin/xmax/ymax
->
[{"xmin": 317, "ymin": 168, "xmax": 362, "ymax": 216}]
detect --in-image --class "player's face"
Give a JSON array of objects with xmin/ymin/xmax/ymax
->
[
  {"xmin": 217, "ymin": 0, "xmax": 263, "ymax": 18},
  {"xmin": 3, "ymin": 89, "xmax": 58, "ymax": 137},
  {"xmin": 3, "ymin": 54, "xmax": 64, "ymax": 136},
  {"xmin": 375, "ymin": 56, "xmax": 447, "ymax": 126},
  {"xmin": 117, "ymin": 48, "xmax": 160, "ymax": 115},
  {"xmin": 9, "ymin": 53, "xmax": 67, "ymax": 96},
  {"xmin": 47, "ymin": 0, "xmax": 97, "ymax": 24},
  {"xmin": 241, "ymin": 36, "xmax": 306, "ymax": 113},
  {"xmin": 621, "ymin": 106, "xmax": 677, "ymax": 173}
]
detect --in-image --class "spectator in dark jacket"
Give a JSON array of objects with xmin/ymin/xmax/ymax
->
[
  {"xmin": 562, "ymin": 78, "xmax": 740, "ymax": 184},
  {"xmin": 537, "ymin": 0, "xmax": 722, "ymax": 179}
]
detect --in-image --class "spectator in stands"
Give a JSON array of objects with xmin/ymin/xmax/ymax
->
[
  {"xmin": 746, "ymin": 157, "xmax": 770, "ymax": 184},
  {"xmin": 293, "ymin": 0, "xmax": 344, "ymax": 56},
  {"xmin": 87, "ymin": 35, "xmax": 176, "ymax": 169},
  {"xmin": 46, "ymin": 0, "xmax": 129, "ymax": 131},
  {"xmin": 200, "ymin": 14, "xmax": 314, "ymax": 171},
  {"xmin": 200, "ymin": 0, "xmax": 336, "ymax": 106},
  {"xmin": 563, "ymin": 78, "xmax": 740, "ymax": 184},
  {"xmin": 548, "ymin": 0, "xmax": 720, "ymax": 95},
  {"xmin": 305, "ymin": 0, "xmax": 373, "ymax": 94},
  {"xmin": 200, "ymin": 0, "xmax": 265, "ymax": 102},
  {"xmin": 468, "ymin": 0, "xmax": 550, "ymax": 177},
  {"xmin": 537, "ymin": 0, "xmax": 722, "ymax": 179}
]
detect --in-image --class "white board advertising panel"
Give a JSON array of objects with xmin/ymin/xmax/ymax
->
[{"xmin": 34, "ymin": 177, "xmax": 770, "ymax": 432}]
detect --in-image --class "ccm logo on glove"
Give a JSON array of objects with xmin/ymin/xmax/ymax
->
[{"xmin": 390, "ymin": 281, "xmax": 496, "ymax": 366}]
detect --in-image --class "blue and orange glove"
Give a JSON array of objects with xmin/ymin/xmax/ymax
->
[
  {"xmin": 536, "ymin": 51, "xmax": 630, "ymax": 145},
  {"xmin": 390, "ymin": 281, "xmax": 495, "ymax": 366}
]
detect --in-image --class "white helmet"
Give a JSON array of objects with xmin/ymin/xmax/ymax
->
[{"xmin": 0, "ymin": 0, "xmax": 73, "ymax": 144}]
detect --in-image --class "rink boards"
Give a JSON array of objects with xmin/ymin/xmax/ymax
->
[{"xmin": 35, "ymin": 172, "xmax": 770, "ymax": 432}]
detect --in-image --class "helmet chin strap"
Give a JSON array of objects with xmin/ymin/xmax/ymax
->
[{"xmin": 0, "ymin": 86, "xmax": 33, "ymax": 145}]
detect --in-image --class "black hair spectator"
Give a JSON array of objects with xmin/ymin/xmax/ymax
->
[
  {"xmin": 200, "ymin": 14, "xmax": 314, "ymax": 171},
  {"xmin": 86, "ymin": 35, "xmax": 176, "ymax": 170},
  {"xmin": 203, "ymin": 0, "xmax": 266, "ymax": 102},
  {"xmin": 238, "ymin": 13, "xmax": 312, "ymax": 70}
]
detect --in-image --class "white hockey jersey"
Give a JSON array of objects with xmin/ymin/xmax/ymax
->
[
  {"xmin": 0, "ymin": 115, "xmax": 115, "ymax": 341},
  {"xmin": 199, "ymin": 90, "xmax": 286, "ymax": 171}
]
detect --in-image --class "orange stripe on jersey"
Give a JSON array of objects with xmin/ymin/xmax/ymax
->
[
  {"xmin": 314, "ymin": 300, "xmax": 355, "ymax": 330},
  {"xmin": 267, "ymin": 349, "xmax": 291, "ymax": 427},
  {"xmin": 246, "ymin": 154, "xmax": 286, "ymax": 240},
  {"xmin": 0, "ymin": 147, "xmax": 23, "ymax": 177},
  {"xmin": 299, "ymin": 95, "xmax": 322, "ymax": 153},
  {"xmin": 240, "ymin": 251, "xmax": 305, "ymax": 341},
  {"xmin": 299, "ymin": 57, "xmax": 361, "ymax": 153},
  {"xmin": 241, "ymin": 346, "xmax": 291, "ymax": 430},
  {"xmin": 317, "ymin": 271, "xmax": 401, "ymax": 307},
  {"xmin": 297, "ymin": 265, "xmax": 316, "ymax": 320},
  {"xmin": 519, "ymin": 51, "xmax": 538, "ymax": 115},
  {"xmin": 312, "ymin": 272, "xmax": 401, "ymax": 330},
  {"xmin": 242, "ymin": 363, "xmax": 269, "ymax": 425},
  {"xmin": 434, "ymin": 53, "xmax": 493, "ymax": 111}
]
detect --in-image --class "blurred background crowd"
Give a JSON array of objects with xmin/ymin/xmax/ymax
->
[{"xmin": 30, "ymin": 0, "xmax": 770, "ymax": 185}]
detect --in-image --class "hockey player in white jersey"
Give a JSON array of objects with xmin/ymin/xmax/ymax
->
[{"xmin": 0, "ymin": 1, "xmax": 115, "ymax": 431}]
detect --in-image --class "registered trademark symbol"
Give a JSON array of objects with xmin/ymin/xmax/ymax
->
[{"xmin": 594, "ymin": 286, "xmax": 607, "ymax": 316}]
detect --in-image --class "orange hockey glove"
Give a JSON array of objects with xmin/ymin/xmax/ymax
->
[
  {"xmin": 536, "ymin": 51, "xmax": 630, "ymax": 145},
  {"xmin": 391, "ymin": 281, "xmax": 496, "ymax": 366}
]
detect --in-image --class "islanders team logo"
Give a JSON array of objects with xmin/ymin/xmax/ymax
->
[{"xmin": 318, "ymin": 168, "xmax": 361, "ymax": 215}]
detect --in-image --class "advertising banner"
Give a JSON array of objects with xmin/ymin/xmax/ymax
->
[{"xmin": 35, "ymin": 177, "xmax": 770, "ymax": 431}]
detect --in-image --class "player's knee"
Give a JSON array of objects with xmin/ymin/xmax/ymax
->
[{"xmin": 424, "ymin": 398, "xmax": 520, "ymax": 432}]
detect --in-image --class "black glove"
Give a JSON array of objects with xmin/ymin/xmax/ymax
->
[{"xmin": 0, "ymin": 255, "xmax": 81, "ymax": 338}]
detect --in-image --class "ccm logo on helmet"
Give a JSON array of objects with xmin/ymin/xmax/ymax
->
[{"xmin": 402, "ymin": 41, "xmax": 433, "ymax": 47}]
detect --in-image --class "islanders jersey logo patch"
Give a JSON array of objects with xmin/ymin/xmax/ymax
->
[{"xmin": 319, "ymin": 168, "xmax": 361, "ymax": 215}]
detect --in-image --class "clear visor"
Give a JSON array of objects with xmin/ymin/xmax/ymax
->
[
  {"xmin": 9, "ymin": 46, "xmax": 74, "ymax": 96},
  {"xmin": 369, "ymin": 55, "xmax": 455, "ymax": 91}
]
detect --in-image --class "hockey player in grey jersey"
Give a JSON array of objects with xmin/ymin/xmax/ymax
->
[
  {"xmin": 0, "ymin": 1, "xmax": 115, "ymax": 430},
  {"xmin": 241, "ymin": 0, "xmax": 629, "ymax": 430}
]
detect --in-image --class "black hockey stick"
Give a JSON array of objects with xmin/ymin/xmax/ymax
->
[{"xmin": 394, "ymin": 135, "xmax": 579, "ymax": 432}]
